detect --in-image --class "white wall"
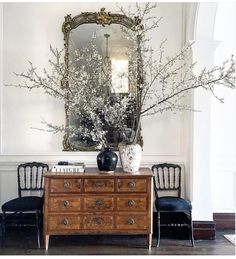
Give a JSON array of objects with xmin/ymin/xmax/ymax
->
[
  {"xmin": 191, "ymin": 2, "xmax": 236, "ymax": 220},
  {"xmin": 191, "ymin": 3, "xmax": 218, "ymax": 221},
  {"xmin": 210, "ymin": 2, "xmax": 236, "ymax": 213},
  {"xmin": 0, "ymin": 3, "xmax": 190, "ymax": 208},
  {"xmin": 1, "ymin": 2, "xmax": 185, "ymax": 157}
]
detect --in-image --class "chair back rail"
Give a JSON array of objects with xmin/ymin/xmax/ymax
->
[
  {"xmin": 17, "ymin": 162, "xmax": 49, "ymax": 197},
  {"xmin": 152, "ymin": 163, "xmax": 181, "ymax": 198}
]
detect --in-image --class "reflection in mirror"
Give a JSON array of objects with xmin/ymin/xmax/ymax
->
[
  {"xmin": 62, "ymin": 10, "xmax": 142, "ymax": 151},
  {"xmin": 69, "ymin": 23, "xmax": 136, "ymax": 94}
]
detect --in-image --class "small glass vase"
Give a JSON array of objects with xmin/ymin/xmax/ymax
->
[{"xmin": 97, "ymin": 147, "xmax": 118, "ymax": 172}]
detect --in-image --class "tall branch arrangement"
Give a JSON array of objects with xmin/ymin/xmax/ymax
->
[
  {"xmin": 6, "ymin": 3, "xmax": 235, "ymax": 149},
  {"xmin": 116, "ymin": 2, "xmax": 235, "ymax": 144},
  {"xmin": 7, "ymin": 40, "xmax": 135, "ymax": 149}
]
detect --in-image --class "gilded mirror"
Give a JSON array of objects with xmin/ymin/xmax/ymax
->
[{"xmin": 62, "ymin": 8, "xmax": 143, "ymax": 151}]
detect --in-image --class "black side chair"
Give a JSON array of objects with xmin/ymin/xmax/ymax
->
[
  {"xmin": 1, "ymin": 162, "xmax": 49, "ymax": 248},
  {"xmin": 152, "ymin": 163, "xmax": 194, "ymax": 247}
]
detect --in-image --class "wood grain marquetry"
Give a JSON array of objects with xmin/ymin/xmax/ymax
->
[
  {"xmin": 49, "ymin": 196, "xmax": 81, "ymax": 212},
  {"xmin": 43, "ymin": 168, "xmax": 153, "ymax": 250},
  {"xmin": 84, "ymin": 196, "xmax": 114, "ymax": 211},
  {"xmin": 117, "ymin": 196, "xmax": 147, "ymax": 211},
  {"xmin": 84, "ymin": 178, "xmax": 114, "ymax": 192},
  {"xmin": 116, "ymin": 214, "xmax": 148, "ymax": 230},
  {"xmin": 48, "ymin": 215, "xmax": 81, "ymax": 231},
  {"xmin": 50, "ymin": 179, "xmax": 81, "ymax": 193},
  {"xmin": 117, "ymin": 178, "xmax": 147, "ymax": 192},
  {"xmin": 83, "ymin": 215, "xmax": 114, "ymax": 230}
]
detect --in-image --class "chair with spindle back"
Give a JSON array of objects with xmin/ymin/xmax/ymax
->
[
  {"xmin": 1, "ymin": 162, "xmax": 49, "ymax": 248},
  {"xmin": 152, "ymin": 163, "xmax": 194, "ymax": 247}
]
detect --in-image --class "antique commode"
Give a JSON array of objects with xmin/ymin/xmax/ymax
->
[{"xmin": 43, "ymin": 168, "xmax": 153, "ymax": 250}]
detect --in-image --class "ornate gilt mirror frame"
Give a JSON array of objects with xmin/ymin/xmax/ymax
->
[{"xmin": 62, "ymin": 8, "xmax": 143, "ymax": 151}]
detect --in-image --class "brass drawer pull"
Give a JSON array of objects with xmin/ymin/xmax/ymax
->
[
  {"xmin": 95, "ymin": 217, "xmax": 102, "ymax": 225},
  {"xmin": 128, "ymin": 181, "xmax": 136, "ymax": 189},
  {"xmin": 63, "ymin": 200, "xmax": 70, "ymax": 207},
  {"xmin": 128, "ymin": 200, "xmax": 136, "ymax": 207},
  {"xmin": 127, "ymin": 218, "xmax": 135, "ymax": 225},
  {"xmin": 95, "ymin": 181, "xmax": 104, "ymax": 188},
  {"xmin": 95, "ymin": 199, "xmax": 104, "ymax": 206},
  {"xmin": 63, "ymin": 180, "xmax": 70, "ymax": 188},
  {"xmin": 62, "ymin": 218, "xmax": 69, "ymax": 225}
]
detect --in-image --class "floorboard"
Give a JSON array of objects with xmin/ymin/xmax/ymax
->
[{"xmin": 0, "ymin": 228, "xmax": 235, "ymax": 255}]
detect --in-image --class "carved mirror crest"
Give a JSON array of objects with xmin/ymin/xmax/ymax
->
[{"xmin": 62, "ymin": 8, "xmax": 143, "ymax": 151}]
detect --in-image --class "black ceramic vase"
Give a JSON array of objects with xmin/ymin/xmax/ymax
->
[{"xmin": 97, "ymin": 148, "xmax": 118, "ymax": 171}]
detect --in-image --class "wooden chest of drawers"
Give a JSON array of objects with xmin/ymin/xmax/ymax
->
[{"xmin": 43, "ymin": 168, "xmax": 153, "ymax": 250}]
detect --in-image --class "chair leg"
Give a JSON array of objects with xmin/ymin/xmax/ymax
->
[
  {"xmin": 1, "ymin": 211, "xmax": 6, "ymax": 247},
  {"xmin": 189, "ymin": 211, "xmax": 195, "ymax": 247},
  {"xmin": 157, "ymin": 211, "xmax": 161, "ymax": 247},
  {"xmin": 36, "ymin": 210, "xmax": 41, "ymax": 248}
]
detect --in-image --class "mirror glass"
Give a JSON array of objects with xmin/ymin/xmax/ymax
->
[{"xmin": 63, "ymin": 13, "xmax": 140, "ymax": 151}]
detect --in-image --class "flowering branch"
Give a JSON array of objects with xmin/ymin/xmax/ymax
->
[
  {"xmin": 6, "ymin": 39, "xmax": 135, "ymax": 149},
  {"xmin": 5, "ymin": 3, "xmax": 236, "ymax": 149},
  {"xmin": 118, "ymin": 3, "xmax": 235, "ymax": 144}
]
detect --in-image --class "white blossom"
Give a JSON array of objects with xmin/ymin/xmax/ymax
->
[{"xmin": 6, "ymin": 3, "xmax": 236, "ymax": 148}]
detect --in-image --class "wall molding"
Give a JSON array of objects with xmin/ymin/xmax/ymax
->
[
  {"xmin": 0, "ymin": 155, "xmax": 185, "ymax": 171},
  {"xmin": 213, "ymin": 213, "xmax": 235, "ymax": 230}
]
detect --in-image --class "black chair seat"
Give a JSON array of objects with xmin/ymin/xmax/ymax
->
[
  {"xmin": 155, "ymin": 196, "xmax": 192, "ymax": 211},
  {"xmin": 1, "ymin": 196, "xmax": 43, "ymax": 212}
]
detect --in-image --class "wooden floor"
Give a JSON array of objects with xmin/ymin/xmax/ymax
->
[{"xmin": 0, "ymin": 228, "xmax": 235, "ymax": 255}]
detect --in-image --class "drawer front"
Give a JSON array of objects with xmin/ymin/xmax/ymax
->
[
  {"xmin": 117, "ymin": 196, "xmax": 147, "ymax": 211},
  {"xmin": 83, "ymin": 215, "xmax": 114, "ymax": 230},
  {"xmin": 50, "ymin": 179, "xmax": 81, "ymax": 193},
  {"xmin": 117, "ymin": 178, "xmax": 147, "ymax": 192},
  {"xmin": 49, "ymin": 196, "xmax": 81, "ymax": 212},
  {"xmin": 48, "ymin": 215, "xmax": 81, "ymax": 231},
  {"xmin": 116, "ymin": 214, "xmax": 147, "ymax": 230},
  {"xmin": 84, "ymin": 196, "xmax": 114, "ymax": 211},
  {"xmin": 84, "ymin": 178, "xmax": 114, "ymax": 192}
]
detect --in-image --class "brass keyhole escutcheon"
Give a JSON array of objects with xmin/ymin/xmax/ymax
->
[
  {"xmin": 63, "ymin": 218, "xmax": 69, "ymax": 225},
  {"xmin": 76, "ymin": 180, "xmax": 81, "ymax": 189},
  {"xmin": 95, "ymin": 199, "xmax": 104, "ymax": 206},
  {"xmin": 127, "ymin": 218, "xmax": 135, "ymax": 225},
  {"xmin": 95, "ymin": 217, "xmax": 102, "ymax": 225},
  {"xmin": 128, "ymin": 181, "xmax": 136, "ymax": 189},
  {"xmin": 128, "ymin": 200, "xmax": 136, "ymax": 207},
  {"xmin": 95, "ymin": 181, "xmax": 104, "ymax": 188},
  {"xmin": 63, "ymin": 200, "xmax": 70, "ymax": 207},
  {"xmin": 64, "ymin": 180, "xmax": 70, "ymax": 188}
]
